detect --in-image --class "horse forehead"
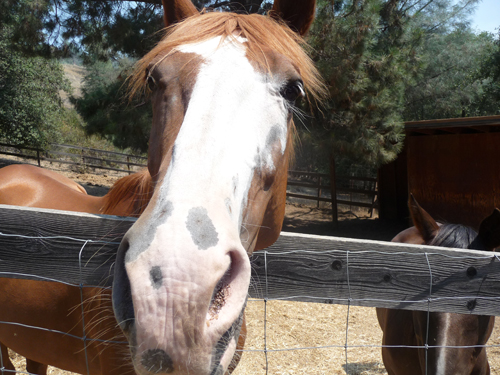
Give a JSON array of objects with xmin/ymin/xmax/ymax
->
[
  {"xmin": 148, "ymin": 50, "xmax": 202, "ymax": 87},
  {"xmin": 247, "ymin": 45, "xmax": 302, "ymax": 81},
  {"xmin": 176, "ymin": 36, "xmax": 300, "ymax": 82}
]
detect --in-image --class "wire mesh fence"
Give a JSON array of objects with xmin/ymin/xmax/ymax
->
[{"xmin": 1, "ymin": 207, "xmax": 500, "ymax": 375}]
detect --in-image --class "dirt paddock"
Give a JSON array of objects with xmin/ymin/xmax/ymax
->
[{"xmin": 2, "ymin": 156, "xmax": 500, "ymax": 374}]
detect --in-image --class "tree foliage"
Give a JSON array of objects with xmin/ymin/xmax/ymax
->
[
  {"xmin": 293, "ymin": 0, "xmax": 498, "ymax": 175},
  {"xmin": 302, "ymin": 0, "xmax": 419, "ymax": 170},
  {"xmin": 73, "ymin": 59, "xmax": 151, "ymax": 152},
  {"xmin": 6, "ymin": 0, "xmax": 497, "ymax": 164},
  {"xmin": 0, "ymin": 23, "xmax": 71, "ymax": 147},
  {"xmin": 19, "ymin": 0, "xmax": 271, "ymax": 62},
  {"xmin": 404, "ymin": 28, "xmax": 499, "ymax": 120}
]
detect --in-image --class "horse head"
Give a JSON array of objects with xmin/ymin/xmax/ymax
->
[
  {"xmin": 112, "ymin": 1, "xmax": 324, "ymax": 374},
  {"xmin": 379, "ymin": 195, "xmax": 500, "ymax": 375}
]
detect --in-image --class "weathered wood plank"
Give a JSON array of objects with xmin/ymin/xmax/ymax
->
[
  {"xmin": 0, "ymin": 204, "xmax": 134, "ymax": 286},
  {"xmin": 1, "ymin": 206, "xmax": 500, "ymax": 316},
  {"xmin": 249, "ymin": 232, "xmax": 500, "ymax": 316}
]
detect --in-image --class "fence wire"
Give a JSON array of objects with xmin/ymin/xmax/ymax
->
[{"xmin": 1, "ymin": 231, "xmax": 500, "ymax": 375}]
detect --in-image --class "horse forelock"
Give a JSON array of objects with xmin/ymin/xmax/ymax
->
[
  {"xmin": 128, "ymin": 11, "xmax": 326, "ymax": 106},
  {"xmin": 102, "ymin": 170, "xmax": 154, "ymax": 217}
]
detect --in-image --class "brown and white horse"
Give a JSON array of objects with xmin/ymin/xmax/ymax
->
[
  {"xmin": 111, "ymin": 1, "xmax": 324, "ymax": 375},
  {"xmin": 377, "ymin": 196, "xmax": 500, "ymax": 375}
]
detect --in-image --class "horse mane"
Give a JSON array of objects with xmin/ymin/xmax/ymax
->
[
  {"xmin": 128, "ymin": 11, "xmax": 326, "ymax": 104},
  {"xmin": 430, "ymin": 223, "xmax": 478, "ymax": 249},
  {"xmin": 102, "ymin": 170, "xmax": 154, "ymax": 217}
]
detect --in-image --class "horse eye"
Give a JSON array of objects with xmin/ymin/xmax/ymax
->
[
  {"xmin": 147, "ymin": 75, "xmax": 157, "ymax": 91},
  {"xmin": 281, "ymin": 80, "xmax": 304, "ymax": 103}
]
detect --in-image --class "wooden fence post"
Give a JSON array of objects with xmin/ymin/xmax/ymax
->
[
  {"xmin": 81, "ymin": 147, "xmax": 85, "ymax": 169},
  {"xmin": 329, "ymin": 154, "xmax": 338, "ymax": 228},
  {"xmin": 316, "ymin": 175, "xmax": 321, "ymax": 209}
]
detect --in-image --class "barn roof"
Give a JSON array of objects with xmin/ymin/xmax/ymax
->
[{"xmin": 405, "ymin": 115, "xmax": 500, "ymax": 136}]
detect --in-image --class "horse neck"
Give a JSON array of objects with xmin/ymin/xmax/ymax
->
[{"xmin": 101, "ymin": 170, "xmax": 154, "ymax": 217}]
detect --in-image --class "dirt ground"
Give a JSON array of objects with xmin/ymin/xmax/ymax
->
[{"xmin": 2, "ymin": 155, "xmax": 500, "ymax": 375}]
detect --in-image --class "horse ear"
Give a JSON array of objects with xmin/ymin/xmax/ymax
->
[
  {"xmin": 477, "ymin": 208, "xmax": 500, "ymax": 251},
  {"xmin": 161, "ymin": 0, "xmax": 198, "ymax": 27},
  {"xmin": 270, "ymin": 0, "xmax": 317, "ymax": 36},
  {"xmin": 408, "ymin": 194, "xmax": 440, "ymax": 243}
]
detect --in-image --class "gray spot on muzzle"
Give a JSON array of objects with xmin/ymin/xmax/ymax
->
[
  {"xmin": 125, "ymin": 200, "xmax": 174, "ymax": 263},
  {"xmin": 141, "ymin": 349, "xmax": 174, "ymax": 374},
  {"xmin": 266, "ymin": 124, "xmax": 284, "ymax": 153},
  {"xmin": 186, "ymin": 207, "xmax": 219, "ymax": 250},
  {"xmin": 150, "ymin": 266, "xmax": 163, "ymax": 289}
]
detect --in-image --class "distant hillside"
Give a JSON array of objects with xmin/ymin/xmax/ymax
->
[{"xmin": 60, "ymin": 64, "xmax": 86, "ymax": 108}]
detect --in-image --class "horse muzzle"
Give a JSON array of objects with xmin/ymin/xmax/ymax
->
[{"xmin": 112, "ymin": 206, "xmax": 251, "ymax": 375}]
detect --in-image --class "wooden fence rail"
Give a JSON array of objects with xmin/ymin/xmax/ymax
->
[
  {"xmin": 287, "ymin": 170, "xmax": 378, "ymax": 213},
  {"xmin": 0, "ymin": 143, "xmax": 147, "ymax": 174},
  {"xmin": 1, "ymin": 205, "xmax": 499, "ymax": 316},
  {"xmin": 0, "ymin": 144, "xmax": 378, "ymax": 219}
]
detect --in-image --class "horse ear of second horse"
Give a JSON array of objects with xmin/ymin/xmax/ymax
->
[
  {"xmin": 161, "ymin": 0, "xmax": 198, "ymax": 27},
  {"xmin": 271, "ymin": 0, "xmax": 317, "ymax": 36},
  {"xmin": 478, "ymin": 208, "xmax": 500, "ymax": 251},
  {"xmin": 408, "ymin": 194, "xmax": 440, "ymax": 243}
]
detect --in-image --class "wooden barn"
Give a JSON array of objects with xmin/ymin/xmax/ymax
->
[{"xmin": 378, "ymin": 115, "xmax": 500, "ymax": 229}]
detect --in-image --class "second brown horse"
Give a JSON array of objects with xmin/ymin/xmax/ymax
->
[{"xmin": 377, "ymin": 197, "xmax": 500, "ymax": 375}]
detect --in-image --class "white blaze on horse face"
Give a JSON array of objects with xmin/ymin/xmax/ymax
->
[
  {"xmin": 435, "ymin": 313, "xmax": 452, "ymax": 375},
  {"xmin": 164, "ymin": 36, "xmax": 289, "ymax": 230}
]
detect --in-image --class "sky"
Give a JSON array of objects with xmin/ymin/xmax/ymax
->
[{"xmin": 470, "ymin": 0, "xmax": 500, "ymax": 34}]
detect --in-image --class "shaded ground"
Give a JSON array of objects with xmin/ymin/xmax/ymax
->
[{"xmin": 283, "ymin": 203, "xmax": 407, "ymax": 242}]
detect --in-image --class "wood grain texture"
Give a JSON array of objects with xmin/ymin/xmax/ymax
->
[
  {"xmin": 0, "ymin": 204, "xmax": 134, "ymax": 287},
  {"xmin": 250, "ymin": 232, "xmax": 500, "ymax": 316},
  {"xmin": 1, "ymin": 206, "xmax": 499, "ymax": 315}
]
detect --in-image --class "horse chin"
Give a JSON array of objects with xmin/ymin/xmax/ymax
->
[{"xmin": 125, "ymin": 317, "xmax": 242, "ymax": 375}]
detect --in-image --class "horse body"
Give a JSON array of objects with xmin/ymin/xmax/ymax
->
[
  {"xmin": 377, "ymin": 197, "xmax": 500, "ymax": 375},
  {"xmin": 111, "ymin": 1, "xmax": 324, "ymax": 375},
  {"xmin": 0, "ymin": 164, "xmax": 153, "ymax": 375},
  {"xmin": 0, "ymin": 164, "xmax": 151, "ymax": 216}
]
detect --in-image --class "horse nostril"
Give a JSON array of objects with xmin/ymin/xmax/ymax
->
[{"xmin": 209, "ymin": 264, "xmax": 232, "ymax": 321}]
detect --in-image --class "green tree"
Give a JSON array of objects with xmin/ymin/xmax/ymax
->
[
  {"xmin": 0, "ymin": 26, "xmax": 71, "ymax": 147},
  {"xmin": 302, "ymin": 0, "xmax": 417, "ymax": 173},
  {"xmin": 476, "ymin": 30, "xmax": 500, "ymax": 113},
  {"xmin": 0, "ymin": 0, "xmax": 54, "ymax": 57},
  {"xmin": 297, "ymin": 0, "xmax": 486, "ymax": 173},
  {"xmin": 403, "ymin": 28, "xmax": 499, "ymax": 120},
  {"xmin": 17, "ymin": 0, "xmax": 272, "ymax": 62},
  {"xmin": 74, "ymin": 59, "xmax": 151, "ymax": 152}
]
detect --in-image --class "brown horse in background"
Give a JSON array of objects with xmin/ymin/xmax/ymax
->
[
  {"xmin": 0, "ymin": 164, "xmax": 152, "ymax": 216},
  {"xmin": 0, "ymin": 164, "xmax": 153, "ymax": 375},
  {"xmin": 377, "ymin": 196, "xmax": 500, "ymax": 375}
]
